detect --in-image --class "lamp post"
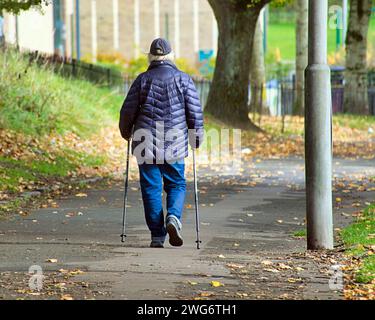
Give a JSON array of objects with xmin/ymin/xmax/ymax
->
[{"xmin": 305, "ymin": 0, "xmax": 334, "ymax": 250}]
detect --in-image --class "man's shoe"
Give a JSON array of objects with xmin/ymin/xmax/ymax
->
[
  {"xmin": 150, "ymin": 240, "xmax": 164, "ymax": 248},
  {"xmin": 150, "ymin": 236, "xmax": 165, "ymax": 248},
  {"xmin": 166, "ymin": 216, "xmax": 183, "ymax": 247}
]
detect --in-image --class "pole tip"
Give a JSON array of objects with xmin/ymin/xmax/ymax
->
[
  {"xmin": 120, "ymin": 234, "xmax": 127, "ymax": 243},
  {"xmin": 196, "ymin": 240, "xmax": 202, "ymax": 250}
]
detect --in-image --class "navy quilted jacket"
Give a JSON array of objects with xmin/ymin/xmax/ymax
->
[{"xmin": 119, "ymin": 60, "xmax": 204, "ymax": 162}]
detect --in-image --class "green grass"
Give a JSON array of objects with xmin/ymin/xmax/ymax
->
[
  {"xmin": 0, "ymin": 156, "xmax": 76, "ymax": 192},
  {"xmin": 333, "ymin": 114, "xmax": 375, "ymax": 130},
  {"xmin": 355, "ymin": 256, "xmax": 375, "ymax": 284},
  {"xmin": 0, "ymin": 151, "xmax": 106, "ymax": 192},
  {"xmin": 267, "ymin": 23, "xmax": 296, "ymax": 61},
  {"xmin": 370, "ymin": 13, "xmax": 375, "ymax": 53},
  {"xmin": 292, "ymin": 229, "xmax": 307, "ymax": 238},
  {"xmin": 0, "ymin": 48, "xmax": 122, "ymax": 196},
  {"xmin": 61, "ymin": 149, "xmax": 106, "ymax": 168},
  {"xmin": 267, "ymin": 16, "xmax": 375, "ymax": 61},
  {"xmin": 341, "ymin": 203, "xmax": 375, "ymax": 284},
  {"xmin": 0, "ymin": 48, "xmax": 123, "ymax": 137}
]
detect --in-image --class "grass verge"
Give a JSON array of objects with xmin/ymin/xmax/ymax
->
[
  {"xmin": 341, "ymin": 203, "xmax": 375, "ymax": 284},
  {"xmin": 292, "ymin": 229, "xmax": 306, "ymax": 238},
  {"xmin": 0, "ymin": 48, "xmax": 123, "ymax": 214},
  {"xmin": 267, "ymin": 18, "xmax": 375, "ymax": 61},
  {"xmin": 0, "ymin": 48, "xmax": 122, "ymax": 136}
]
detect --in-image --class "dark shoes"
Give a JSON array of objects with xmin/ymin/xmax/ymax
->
[
  {"xmin": 166, "ymin": 216, "xmax": 183, "ymax": 247},
  {"xmin": 150, "ymin": 236, "xmax": 165, "ymax": 248},
  {"xmin": 149, "ymin": 216, "xmax": 183, "ymax": 248},
  {"xmin": 150, "ymin": 240, "xmax": 164, "ymax": 248}
]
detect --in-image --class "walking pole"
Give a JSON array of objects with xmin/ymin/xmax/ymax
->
[
  {"xmin": 193, "ymin": 149, "xmax": 202, "ymax": 250},
  {"xmin": 120, "ymin": 140, "xmax": 131, "ymax": 243}
]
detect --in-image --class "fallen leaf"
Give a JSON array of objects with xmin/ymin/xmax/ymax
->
[
  {"xmin": 236, "ymin": 292, "xmax": 249, "ymax": 297},
  {"xmin": 75, "ymin": 193, "xmax": 87, "ymax": 198},
  {"xmin": 264, "ymin": 268, "xmax": 280, "ymax": 273},
  {"xmin": 199, "ymin": 291, "xmax": 215, "ymax": 297},
  {"xmin": 46, "ymin": 258, "xmax": 58, "ymax": 263},
  {"xmin": 278, "ymin": 263, "xmax": 293, "ymax": 270},
  {"xmin": 68, "ymin": 269, "xmax": 84, "ymax": 276},
  {"xmin": 226, "ymin": 263, "xmax": 245, "ymax": 270},
  {"xmin": 65, "ymin": 212, "xmax": 75, "ymax": 218},
  {"xmin": 58, "ymin": 269, "xmax": 68, "ymax": 274},
  {"xmin": 295, "ymin": 267, "xmax": 304, "ymax": 272},
  {"xmin": 99, "ymin": 197, "xmax": 107, "ymax": 203},
  {"xmin": 210, "ymin": 281, "xmax": 224, "ymax": 287}
]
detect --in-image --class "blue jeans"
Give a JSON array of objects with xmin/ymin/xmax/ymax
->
[{"xmin": 138, "ymin": 161, "xmax": 186, "ymax": 239}]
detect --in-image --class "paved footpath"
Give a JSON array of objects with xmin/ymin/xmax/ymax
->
[{"xmin": 0, "ymin": 158, "xmax": 374, "ymax": 300}]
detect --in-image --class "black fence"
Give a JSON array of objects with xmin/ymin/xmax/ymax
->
[
  {"xmin": 25, "ymin": 49, "xmax": 212, "ymax": 105},
  {"xmin": 5, "ymin": 45, "xmax": 375, "ymax": 116},
  {"xmin": 27, "ymin": 50, "xmax": 125, "ymax": 92},
  {"xmin": 249, "ymin": 78, "xmax": 375, "ymax": 116}
]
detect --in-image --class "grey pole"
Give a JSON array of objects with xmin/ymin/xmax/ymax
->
[
  {"xmin": 342, "ymin": 0, "xmax": 348, "ymax": 45},
  {"xmin": 76, "ymin": 0, "xmax": 81, "ymax": 60},
  {"xmin": 305, "ymin": 0, "xmax": 333, "ymax": 250}
]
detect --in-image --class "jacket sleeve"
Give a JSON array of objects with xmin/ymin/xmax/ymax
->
[
  {"xmin": 184, "ymin": 76, "xmax": 204, "ymax": 149},
  {"xmin": 119, "ymin": 76, "xmax": 142, "ymax": 140}
]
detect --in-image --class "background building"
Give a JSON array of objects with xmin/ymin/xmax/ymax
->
[
  {"xmin": 3, "ymin": 4, "xmax": 55, "ymax": 54},
  {"xmin": 3, "ymin": 0, "xmax": 218, "ymax": 65}
]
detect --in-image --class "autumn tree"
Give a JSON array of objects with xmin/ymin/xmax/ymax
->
[
  {"xmin": 249, "ymin": 14, "xmax": 267, "ymax": 115},
  {"xmin": 294, "ymin": 0, "xmax": 308, "ymax": 116},
  {"xmin": 344, "ymin": 0, "xmax": 373, "ymax": 114},
  {"xmin": 206, "ymin": 0, "xmax": 294, "ymax": 129},
  {"xmin": 0, "ymin": 0, "xmax": 48, "ymax": 14}
]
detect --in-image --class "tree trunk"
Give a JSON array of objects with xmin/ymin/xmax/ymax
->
[
  {"xmin": 344, "ymin": 0, "xmax": 372, "ymax": 114},
  {"xmin": 294, "ymin": 0, "xmax": 308, "ymax": 116},
  {"xmin": 249, "ymin": 15, "xmax": 268, "ymax": 115},
  {"xmin": 206, "ymin": 0, "xmax": 268, "ymax": 130}
]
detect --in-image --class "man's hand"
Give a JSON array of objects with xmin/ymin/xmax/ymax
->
[{"xmin": 188, "ymin": 128, "xmax": 204, "ymax": 150}]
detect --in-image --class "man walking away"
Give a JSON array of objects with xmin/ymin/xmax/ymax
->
[{"xmin": 119, "ymin": 38, "xmax": 204, "ymax": 248}]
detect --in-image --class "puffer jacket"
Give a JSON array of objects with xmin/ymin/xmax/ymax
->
[{"xmin": 119, "ymin": 60, "xmax": 204, "ymax": 163}]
